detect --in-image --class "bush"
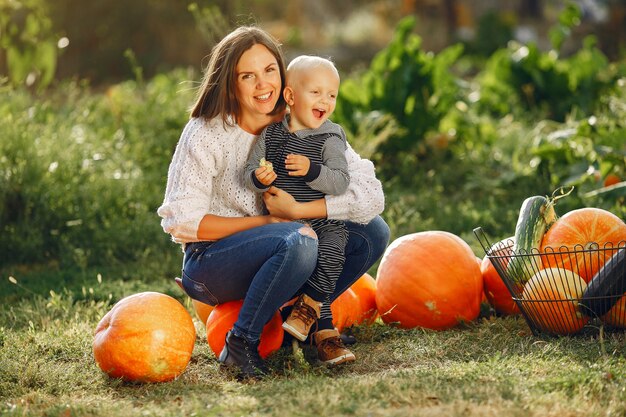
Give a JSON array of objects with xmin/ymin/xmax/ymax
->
[{"xmin": 0, "ymin": 69, "xmax": 195, "ymax": 268}]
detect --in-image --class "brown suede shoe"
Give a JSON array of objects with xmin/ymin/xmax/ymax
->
[
  {"xmin": 314, "ymin": 329, "xmax": 356, "ymax": 365},
  {"xmin": 282, "ymin": 294, "xmax": 321, "ymax": 341}
]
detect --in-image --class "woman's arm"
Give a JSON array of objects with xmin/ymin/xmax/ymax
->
[
  {"xmin": 196, "ymin": 213, "xmax": 287, "ymax": 241},
  {"xmin": 263, "ymin": 187, "xmax": 327, "ymax": 219}
]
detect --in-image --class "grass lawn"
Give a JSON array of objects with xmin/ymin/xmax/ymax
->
[{"xmin": 1, "ymin": 266, "xmax": 626, "ymax": 417}]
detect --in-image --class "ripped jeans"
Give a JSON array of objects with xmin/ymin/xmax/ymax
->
[{"xmin": 181, "ymin": 216, "xmax": 390, "ymax": 342}]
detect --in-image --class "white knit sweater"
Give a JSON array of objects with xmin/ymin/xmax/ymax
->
[{"xmin": 157, "ymin": 117, "xmax": 385, "ymax": 243}]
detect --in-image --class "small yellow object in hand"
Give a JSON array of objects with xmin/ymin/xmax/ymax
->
[{"xmin": 259, "ymin": 158, "xmax": 274, "ymax": 171}]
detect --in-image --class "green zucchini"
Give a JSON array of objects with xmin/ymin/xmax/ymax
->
[{"xmin": 506, "ymin": 187, "xmax": 573, "ymax": 286}]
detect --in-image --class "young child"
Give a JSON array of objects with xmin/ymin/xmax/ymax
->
[{"xmin": 243, "ymin": 55, "xmax": 355, "ymax": 365}]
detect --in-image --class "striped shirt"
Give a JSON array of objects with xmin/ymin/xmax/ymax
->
[{"xmin": 244, "ymin": 117, "xmax": 350, "ymax": 203}]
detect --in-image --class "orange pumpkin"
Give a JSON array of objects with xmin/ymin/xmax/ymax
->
[
  {"xmin": 480, "ymin": 237, "xmax": 520, "ymax": 316},
  {"xmin": 601, "ymin": 294, "xmax": 626, "ymax": 328},
  {"xmin": 522, "ymin": 268, "xmax": 588, "ymax": 335},
  {"xmin": 191, "ymin": 299, "xmax": 214, "ymax": 325},
  {"xmin": 330, "ymin": 287, "xmax": 361, "ymax": 332},
  {"xmin": 541, "ymin": 208, "xmax": 626, "ymax": 282},
  {"xmin": 375, "ymin": 231, "xmax": 483, "ymax": 330},
  {"xmin": 350, "ymin": 273, "xmax": 378, "ymax": 325},
  {"xmin": 205, "ymin": 300, "xmax": 283, "ymax": 359},
  {"xmin": 93, "ymin": 292, "xmax": 196, "ymax": 382}
]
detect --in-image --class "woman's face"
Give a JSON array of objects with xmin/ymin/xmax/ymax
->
[{"xmin": 235, "ymin": 44, "xmax": 282, "ymax": 124}]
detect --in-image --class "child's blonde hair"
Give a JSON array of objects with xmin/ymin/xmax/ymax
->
[{"xmin": 286, "ymin": 55, "xmax": 339, "ymax": 83}]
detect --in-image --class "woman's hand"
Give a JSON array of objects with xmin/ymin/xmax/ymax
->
[
  {"xmin": 263, "ymin": 186, "xmax": 299, "ymax": 219},
  {"xmin": 263, "ymin": 186, "xmax": 328, "ymax": 220}
]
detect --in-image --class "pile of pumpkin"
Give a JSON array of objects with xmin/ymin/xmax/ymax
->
[
  {"xmin": 93, "ymin": 274, "xmax": 378, "ymax": 382},
  {"xmin": 92, "ymin": 204, "xmax": 626, "ymax": 382},
  {"xmin": 91, "ymin": 230, "xmax": 508, "ymax": 382},
  {"xmin": 483, "ymin": 205, "xmax": 626, "ymax": 336}
]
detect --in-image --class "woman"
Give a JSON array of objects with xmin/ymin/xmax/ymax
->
[{"xmin": 158, "ymin": 26, "xmax": 389, "ymax": 380}]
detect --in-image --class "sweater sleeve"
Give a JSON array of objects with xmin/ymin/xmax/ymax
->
[
  {"xmin": 243, "ymin": 130, "xmax": 270, "ymax": 192},
  {"xmin": 157, "ymin": 119, "xmax": 219, "ymax": 243},
  {"xmin": 305, "ymin": 134, "xmax": 349, "ymax": 195},
  {"xmin": 325, "ymin": 142, "xmax": 385, "ymax": 224}
]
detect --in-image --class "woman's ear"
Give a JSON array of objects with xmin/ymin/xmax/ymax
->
[{"xmin": 283, "ymin": 86, "xmax": 295, "ymax": 106}]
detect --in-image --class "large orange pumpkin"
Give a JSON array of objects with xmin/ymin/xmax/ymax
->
[
  {"xmin": 205, "ymin": 300, "xmax": 283, "ymax": 359},
  {"xmin": 541, "ymin": 208, "xmax": 626, "ymax": 282},
  {"xmin": 350, "ymin": 273, "xmax": 378, "ymax": 325},
  {"xmin": 93, "ymin": 292, "xmax": 196, "ymax": 382},
  {"xmin": 522, "ymin": 268, "xmax": 588, "ymax": 335},
  {"xmin": 191, "ymin": 299, "xmax": 214, "ymax": 325},
  {"xmin": 330, "ymin": 287, "xmax": 361, "ymax": 332},
  {"xmin": 375, "ymin": 231, "xmax": 483, "ymax": 330},
  {"xmin": 480, "ymin": 236, "xmax": 520, "ymax": 316}
]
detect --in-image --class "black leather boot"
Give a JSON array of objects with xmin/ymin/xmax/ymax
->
[{"xmin": 219, "ymin": 331, "xmax": 268, "ymax": 380}]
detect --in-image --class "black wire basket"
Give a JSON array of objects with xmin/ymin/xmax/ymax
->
[{"xmin": 474, "ymin": 227, "xmax": 626, "ymax": 336}]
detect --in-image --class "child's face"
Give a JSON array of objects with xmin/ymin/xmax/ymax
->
[{"xmin": 285, "ymin": 66, "xmax": 339, "ymax": 131}]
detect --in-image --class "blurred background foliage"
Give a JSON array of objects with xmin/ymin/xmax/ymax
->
[{"xmin": 0, "ymin": 0, "xmax": 625, "ymax": 286}]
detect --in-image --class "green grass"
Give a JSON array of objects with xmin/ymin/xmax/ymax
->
[{"xmin": 2, "ymin": 272, "xmax": 625, "ymax": 417}]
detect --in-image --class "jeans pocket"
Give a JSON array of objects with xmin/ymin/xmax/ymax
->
[{"xmin": 181, "ymin": 270, "xmax": 219, "ymax": 305}]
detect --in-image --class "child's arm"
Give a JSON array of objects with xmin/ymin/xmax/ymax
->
[
  {"xmin": 303, "ymin": 128, "xmax": 350, "ymax": 196},
  {"xmin": 325, "ymin": 141, "xmax": 384, "ymax": 224},
  {"xmin": 243, "ymin": 131, "xmax": 276, "ymax": 191}
]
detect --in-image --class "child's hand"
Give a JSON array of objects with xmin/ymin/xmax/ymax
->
[
  {"xmin": 285, "ymin": 154, "xmax": 310, "ymax": 176},
  {"xmin": 255, "ymin": 166, "xmax": 276, "ymax": 186}
]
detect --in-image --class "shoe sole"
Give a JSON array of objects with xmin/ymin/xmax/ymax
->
[
  {"xmin": 322, "ymin": 353, "xmax": 356, "ymax": 366},
  {"xmin": 282, "ymin": 322, "xmax": 308, "ymax": 342}
]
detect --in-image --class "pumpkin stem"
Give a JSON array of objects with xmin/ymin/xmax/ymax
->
[{"xmin": 550, "ymin": 186, "xmax": 574, "ymax": 203}]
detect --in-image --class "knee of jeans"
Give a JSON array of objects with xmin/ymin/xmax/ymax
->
[
  {"xmin": 298, "ymin": 225, "xmax": 317, "ymax": 240},
  {"xmin": 283, "ymin": 226, "xmax": 318, "ymax": 272}
]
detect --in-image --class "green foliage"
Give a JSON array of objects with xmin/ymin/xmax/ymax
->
[
  {"xmin": 549, "ymin": 1, "xmax": 582, "ymax": 52},
  {"xmin": 464, "ymin": 11, "xmax": 514, "ymax": 57},
  {"xmin": 1, "ymin": 4, "xmax": 625, "ymax": 273},
  {"xmin": 0, "ymin": 69, "xmax": 194, "ymax": 268},
  {"xmin": 335, "ymin": 16, "xmax": 463, "ymax": 179},
  {"xmin": 476, "ymin": 3, "xmax": 617, "ymax": 122},
  {"xmin": 0, "ymin": 0, "xmax": 60, "ymax": 90},
  {"xmin": 188, "ymin": 2, "xmax": 231, "ymax": 44}
]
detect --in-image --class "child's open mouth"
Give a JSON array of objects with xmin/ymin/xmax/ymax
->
[{"xmin": 313, "ymin": 109, "xmax": 326, "ymax": 119}]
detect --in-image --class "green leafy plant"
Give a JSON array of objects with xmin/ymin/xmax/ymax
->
[
  {"xmin": 0, "ymin": 70, "xmax": 194, "ymax": 268},
  {"xmin": 334, "ymin": 16, "xmax": 462, "ymax": 179},
  {"xmin": 475, "ymin": 3, "xmax": 618, "ymax": 121},
  {"xmin": 0, "ymin": 0, "xmax": 60, "ymax": 90}
]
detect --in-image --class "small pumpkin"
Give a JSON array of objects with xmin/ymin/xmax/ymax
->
[
  {"xmin": 604, "ymin": 173, "xmax": 621, "ymax": 187},
  {"xmin": 601, "ymin": 294, "xmax": 626, "ymax": 328},
  {"xmin": 205, "ymin": 300, "xmax": 283, "ymax": 359},
  {"xmin": 522, "ymin": 268, "xmax": 588, "ymax": 335},
  {"xmin": 93, "ymin": 292, "xmax": 196, "ymax": 382},
  {"xmin": 480, "ymin": 236, "xmax": 520, "ymax": 316},
  {"xmin": 350, "ymin": 273, "xmax": 378, "ymax": 325},
  {"xmin": 375, "ymin": 231, "xmax": 483, "ymax": 330},
  {"xmin": 191, "ymin": 299, "xmax": 214, "ymax": 325},
  {"xmin": 540, "ymin": 208, "xmax": 626, "ymax": 282},
  {"xmin": 330, "ymin": 287, "xmax": 361, "ymax": 332}
]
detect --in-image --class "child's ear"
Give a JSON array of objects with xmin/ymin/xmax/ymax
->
[{"xmin": 283, "ymin": 86, "xmax": 295, "ymax": 106}]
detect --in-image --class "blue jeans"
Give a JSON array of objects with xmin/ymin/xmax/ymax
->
[{"xmin": 181, "ymin": 215, "xmax": 390, "ymax": 341}]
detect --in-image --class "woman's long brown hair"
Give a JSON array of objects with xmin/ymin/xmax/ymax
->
[{"xmin": 190, "ymin": 26, "xmax": 287, "ymax": 126}]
